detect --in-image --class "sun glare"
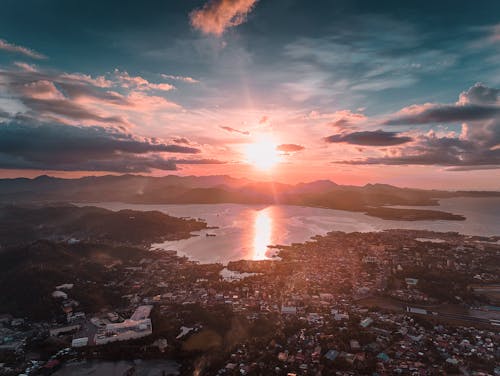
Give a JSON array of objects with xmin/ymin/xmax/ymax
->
[
  {"xmin": 244, "ymin": 138, "xmax": 280, "ymax": 171},
  {"xmin": 252, "ymin": 208, "xmax": 273, "ymax": 260}
]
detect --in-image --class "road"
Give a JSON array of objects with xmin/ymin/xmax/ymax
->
[{"xmin": 406, "ymin": 306, "xmax": 500, "ymax": 327}]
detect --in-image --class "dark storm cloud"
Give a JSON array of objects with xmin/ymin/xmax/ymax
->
[
  {"xmin": 325, "ymin": 130, "xmax": 413, "ymax": 146},
  {"xmin": 219, "ymin": 125, "xmax": 250, "ymax": 135},
  {"xmin": 0, "ymin": 122, "xmax": 210, "ymax": 172},
  {"xmin": 276, "ymin": 144, "xmax": 305, "ymax": 152}
]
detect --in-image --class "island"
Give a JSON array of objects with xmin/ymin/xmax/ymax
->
[{"xmin": 364, "ymin": 207, "xmax": 466, "ymax": 221}]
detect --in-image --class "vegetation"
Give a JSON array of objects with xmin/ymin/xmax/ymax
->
[
  {"xmin": 0, "ymin": 204, "xmax": 207, "ymax": 247},
  {"xmin": 0, "ymin": 240, "xmax": 155, "ymax": 319}
]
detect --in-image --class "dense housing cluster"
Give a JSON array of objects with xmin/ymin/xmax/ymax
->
[{"xmin": 0, "ymin": 230, "xmax": 498, "ymax": 375}]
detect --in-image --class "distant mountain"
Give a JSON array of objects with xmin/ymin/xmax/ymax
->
[
  {"xmin": 290, "ymin": 180, "xmax": 338, "ymax": 194},
  {"xmin": 0, "ymin": 175, "xmax": 498, "ymax": 220}
]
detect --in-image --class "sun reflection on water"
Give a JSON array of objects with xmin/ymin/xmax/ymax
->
[{"xmin": 252, "ymin": 207, "xmax": 273, "ymax": 260}]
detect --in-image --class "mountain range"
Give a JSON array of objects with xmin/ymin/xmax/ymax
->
[{"xmin": 0, "ymin": 174, "xmax": 498, "ymax": 220}]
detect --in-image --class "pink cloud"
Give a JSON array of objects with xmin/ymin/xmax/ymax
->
[
  {"xmin": 20, "ymin": 80, "xmax": 65, "ymax": 100},
  {"xmin": 114, "ymin": 70, "xmax": 175, "ymax": 91},
  {"xmin": 0, "ymin": 38, "xmax": 46, "ymax": 60},
  {"xmin": 0, "ymin": 65, "xmax": 182, "ymax": 129},
  {"xmin": 259, "ymin": 115, "xmax": 269, "ymax": 125},
  {"xmin": 13, "ymin": 62, "xmax": 38, "ymax": 72},
  {"xmin": 161, "ymin": 74, "xmax": 200, "ymax": 84},
  {"xmin": 60, "ymin": 73, "xmax": 113, "ymax": 88},
  {"xmin": 307, "ymin": 110, "xmax": 367, "ymax": 129},
  {"xmin": 125, "ymin": 91, "xmax": 180, "ymax": 110},
  {"xmin": 276, "ymin": 144, "xmax": 305, "ymax": 152},
  {"xmin": 189, "ymin": 0, "xmax": 258, "ymax": 36}
]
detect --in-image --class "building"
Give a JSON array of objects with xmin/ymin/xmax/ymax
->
[
  {"xmin": 49, "ymin": 324, "xmax": 80, "ymax": 337},
  {"xmin": 94, "ymin": 305, "xmax": 153, "ymax": 345},
  {"xmin": 71, "ymin": 337, "xmax": 89, "ymax": 348},
  {"xmin": 281, "ymin": 306, "xmax": 297, "ymax": 315}
]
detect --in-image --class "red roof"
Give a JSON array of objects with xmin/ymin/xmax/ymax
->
[{"xmin": 43, "ymin": 359, "xmax": 61, "ymax": 369}]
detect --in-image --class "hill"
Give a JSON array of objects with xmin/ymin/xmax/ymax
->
[
  {"xmin": 0, "ymin": 175, "xmax": 498, "ymax": 220},
  {"xmin": 0, "ymin": 205, "xmax": 207, "ymax": 247}
]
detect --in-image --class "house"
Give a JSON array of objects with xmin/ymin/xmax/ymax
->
[
  {"xmin": 405, "ymin": 278, "xmax": 419, "ymax": 288},
  {"xmin": 324, "ymin": 349, "xmax": 339, "ymax": 361},
  {"xmin": 350, "ymin": 340, "xmax": 361, "ymax": 351},
  {"xmin": 281, "ymin": 306, "xmax": 297, "ymax": 315},
  {"xmin": 360, "ymin": 317, "xmax": 374, "ymax": 328},
  {"xmin": 71, "ymin": 337, "xmax": 88, "ymax": 348}
]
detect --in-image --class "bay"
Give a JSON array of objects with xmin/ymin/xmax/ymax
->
[{"xmin": 86, "ymin": 197, "xmax": 500, "ymax": 264}]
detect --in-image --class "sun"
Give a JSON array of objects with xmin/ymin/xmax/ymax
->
[{"xmin": 244, "ymin": 137, "xmax": 281, "ymax": 171}]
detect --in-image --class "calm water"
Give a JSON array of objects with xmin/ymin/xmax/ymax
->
[{"xmin": 88, "ymin": 197, "xmax": 500, "ymax": 264}]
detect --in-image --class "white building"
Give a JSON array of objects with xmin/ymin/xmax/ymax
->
[
  {"xmin": 94, "ymin": 305, "xmax": 153, "ymax": 345},
  {"xmin": 71, "ymin": 337, "xmax": 89, "ymax": 347},
  {"xmin": 94, "ymin": 318, "xmax": 152, "ymax": 345}
]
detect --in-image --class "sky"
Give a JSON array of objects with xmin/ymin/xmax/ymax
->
[{"xmin": 0, "ymin": 0, "xmax": 499, "ymax": 189}]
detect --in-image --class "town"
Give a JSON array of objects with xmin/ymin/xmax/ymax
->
[{"xmin": 0, "ymin": 229, "xmax": 499, "ymax": 375}]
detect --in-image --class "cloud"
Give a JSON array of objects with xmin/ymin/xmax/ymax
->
[
  {"xmin": 55, "ymin": 82, "xmax": 128, "ymax": 105},
  {"xmin": 306, "ymin": 110, "xmax": 367, "ymax": 130},
  {"xmin": 24, "ymin": 97, "xmax": 129, "ymax": 125},
  {"xmin": 280, "ymin": 20, "xmax": 458, "ymax": 104},
  {"xmin": 333, "ymin": 83, "xmax": 500, "ymax": 170},
  {"xmin": 114, "ymin": 70, "xmax": 175, "ymax": 91},
  {"xmin": 189, "ymin": 0, "xmax": 258, "ymax": 36},
  {"xmin": 60, "ymin": 73, "xmax": 113, "ymax": 88},
  {"xmin": 160, "ymin": 74, "xmax": 199, "ymax": 84},
  {"xmin": 0, "ymin": 38, "xmax": 46, "ymax": 60},
  {"xmin": 13, "ymin": 62, "xmax": 38, "ymax": 72},
  {"xmin": 335, "ymin": 133, "xmax": 500, "ymax": 169},
  {"xmin": 259, "ymin": 116, "xmax": 269, "ymax": 125},
  {"xmin": 172, "ymin": 137, "xmax": 192, "ymax": 144},
  {"xmin": 325, "ymin": 130, "xmax": 413, "ymax": 146},
  {"xmin": 276, "ymin": 144, "xmax": 305, "ymax": 152},
  {"xmin": 0, "ymin": 121, "xmax": 213, "ymax": 173},
  {"xmin": 458, "ymin": 82, "xmax": 500, "ymax": 105},
  {"xmin": 383, "ymin": 83, "xmax": 500, "ymax": 126},
  {"xmin": 383, "ymin": 104, "xmax": 500, "ymax": 125},
  {"xmin": 220, "ymin": 125, "xmax": 249, "ymax": 135},
  {"xmin": 0, "ymin": 65, "xmax": 180, "ymax": 127}
]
